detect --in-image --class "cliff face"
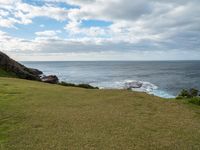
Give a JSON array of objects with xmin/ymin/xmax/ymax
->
[{"xmin": 0, "ymin": 51, "xmax": 42, "ymax": 80}]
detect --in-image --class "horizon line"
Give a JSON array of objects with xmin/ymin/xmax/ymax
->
[{"xmin": 20, "ymin": 60, "xmax": 200, "ymax": 62}]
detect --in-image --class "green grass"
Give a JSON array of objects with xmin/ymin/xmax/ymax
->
[
  {"xmin": 0, "ymin": 77, "xmax": 200, "ymax": 150},
  {"xmin": 176, "ymin": 97, "xmax": 200, "ymax": 106},
  {"xmin": 0, "ymin": 69, "xmax": 17, "ymax": 78},
  {"xmin": 188, "ymin": 97, "xmax": 200, "ymax": 105}
]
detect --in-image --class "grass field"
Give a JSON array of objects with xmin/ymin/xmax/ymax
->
[{"xmin": 0, "ymin": 77, "xmax": 200, "ymax": 150}]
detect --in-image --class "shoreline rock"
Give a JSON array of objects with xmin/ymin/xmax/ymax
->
[
  {"xmin": 0, "ymin": 51, "xmax": 96, "ymax": 88},
  {"xmin": 41, "ymin": 75, "xmax": 59, "ymax": 84},
  {"xmin": 0, "ymin": 51, "xmax": 43, "ymax": 80},
  {"xmin": 124, "ymin": 81, "xmax": 143, "ymax": 89}
]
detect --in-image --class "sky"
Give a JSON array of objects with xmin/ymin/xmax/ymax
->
[{"xmin": 0, "ymin": 0, "xmax": 200, "ymax": 61}]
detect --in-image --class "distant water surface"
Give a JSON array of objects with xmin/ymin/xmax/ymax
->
[{"xmin": 22, "ymin": 61, "xmax": 200, "ymax": 98}]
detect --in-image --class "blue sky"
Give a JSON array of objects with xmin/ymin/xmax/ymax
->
[{"xmin": 0, "ymin": 0, "xmax": 200, "ymax": 61}]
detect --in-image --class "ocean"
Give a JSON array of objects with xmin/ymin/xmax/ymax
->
[{"xmin": 22, "ymin": 61, "xmax": 200, "ymax": 98}]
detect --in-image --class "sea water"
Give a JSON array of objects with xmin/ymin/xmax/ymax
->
[{"xmin": 22, "ymin": 61, "xmax": 200, "ymax": 98}]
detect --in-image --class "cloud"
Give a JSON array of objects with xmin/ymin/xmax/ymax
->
[
  {"xmin": 0, "ymin": 0, "xmax": 200, "ymax": 60},
  {"xmin": 15, "ymin": 3, "xmax": 69, "ymax": 21},
  {"xmin": 61, "ymin": 0, "xmax": 200, "ymax": 49},
  {"xmin": 35, "ymin": 30, "xmax": 61, "ymax": 37},
  {"xmin": 0, "ymin": 0, "xmax": 19, "ymax": 5},
  {"xmin": 0, "ymin": 0, "xmax": 69, "ymax": 28},
  {"xmin": 1, "ymin": 29, "xmax": 200, "ymax": 61}
]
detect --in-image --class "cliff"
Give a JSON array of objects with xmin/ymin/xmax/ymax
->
[{"xmin": 0, "ymin": 51, "xmax": 42, "ymax": 80}]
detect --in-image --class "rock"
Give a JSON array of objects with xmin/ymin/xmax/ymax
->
[
  {"xmin": 41, "ymin": 75, "xmax": 59, "ymax": 84},
  {"xmin": 124, "ymin": 81, "xmax": 143, "ymax": 89},
  {"xmin": 26, "ymin": 68, "xmax": 43, "ymax": 76},
  {"xmin": 0, "ymin": 51, "xmax": 60, "ymax": 84},
  {"xmin": 0, "ymin": 51, "xmax": 43, "ymax": 80}
]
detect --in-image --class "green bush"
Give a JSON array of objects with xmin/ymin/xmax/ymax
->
[
  {"xmin": 176, "ymin": 88, "xmax": 200, "ymax": 106},
  {"xmin": 59, "ymin": 82, "xmax": 76, "ymax": 87},
  {"xmin": 176, "ymin": 96, "xmax": 183, "ymax": 100},
  {"xmin": 0, "ymin": 68, "xmax": 17, "ymax": 77},
  {"xmin": 178, "ymin": 89, "xmax": 191, "ymax": 98},
  {"xmin": 190, "ymin": 88, "xmax": 199, "ymax": 97},
  {"xmin": 188, "ymin": 97, "xmax": 200, "ymax": 106},
  {"xmin": 77, "ymin": 84, "xmax": 99, "ymax": 89},
  {"xmin": 177, "ymin": 88, "xmax": 199, "ymax": 99},
  {"xmin": 58, "ymin": 81, "xmax": 99, "ymax": 89}
]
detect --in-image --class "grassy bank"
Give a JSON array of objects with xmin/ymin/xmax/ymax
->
[
  {"xmin": 0, "ymin": 77, "xmax": 200, "ymax": 150},
  {"xmin": 0, "ymin": 69, "xmax": 16, "ymax": 78}
]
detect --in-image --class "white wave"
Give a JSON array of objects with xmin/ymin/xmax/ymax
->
[
  {"xmin": 123, "ymin": 80, "xmax": 174, "ymax": 98},
  {"xmin": 151, "ymin": 90, "xmax": 175, "ymax": 98},
  {"xmin": 92, "ymin": 80, "xmax": 175, "ymax": 98},
  {"xmin": 95, "ymin": 80, "xmax": 175, "ymax": 98}
]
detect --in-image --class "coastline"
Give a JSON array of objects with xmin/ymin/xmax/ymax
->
[{"xmin": 22, "ymin": 61, "xmax": 200, "ymax": 99}]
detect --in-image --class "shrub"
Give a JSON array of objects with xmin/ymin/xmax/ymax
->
[
  {"xmin": 188, "ymin": 97, "xmax": 200, "ymax": 106},
  {"xmin": 176, "ymin": 96, "xmax": 183, "ymax": 100},
  {"xmin": 178, "ymin": 89, "xmax": 191, "ymax": 98},
  {"xmin": 190, "ymin": 88, "xmax": 199, "ymax": 97},
  {"xmin": 77, "ymin": 84, "xmax": 99, "ymax": 89},
  {"xmin": 59, "ymin": 81, "xmax": 76, "ymax": 87},
  {"xmin": 58, "ymin": 81, "xmax": 99, "ymax": 89},
  {"xmin": 177, "ymin": 88, "xmax": 199, "ymax": 99}
]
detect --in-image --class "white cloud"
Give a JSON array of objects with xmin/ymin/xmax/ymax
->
[
  {"xmin": 0, "ymin": 0, "xmax": 20, "ymax": 5},
  {"xmin": 35, "ymin": 30, "xmax": 61, "ymax": 37},
  {"xmin": 0, "ymin": 0, "xmax": 200, "ymax": 60},
  {"xmin": 1, "ymin": 29, "xmax": 200, "ymax": 61},
  {"xmin": 0, "ymin": 17, "xmax": 16, "ymax": 28},
  {"xmin": 0, "ymin": 1, "xmax": 70, "ymax": 28},
  {"xmin": 15, "ymin": 3, "xmax": 69, "ymax": 21}
]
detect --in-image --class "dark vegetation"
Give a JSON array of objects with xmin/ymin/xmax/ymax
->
[
  {"xmin": 0, "ymin": 68, "xmax": 17, "ymax": 77},
  {"xmin": 176, "ymin": 88, "xmax": 200, "ymax": 106},
  {"xmin": 59, "ymin": 81, "xmax": 99, "ymax": 89}
]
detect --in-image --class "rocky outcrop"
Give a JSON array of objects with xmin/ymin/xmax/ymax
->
[
  {"xmin": 0, "ymin": 51, "xmax": 42, "ymax": 80},
  {"xmin": 41, "ymin": 75, "xmax": 59, "ymax": 84},
  {"xmin": 124, "ymin": 81, "xmax": 143, "ymax": 89}
]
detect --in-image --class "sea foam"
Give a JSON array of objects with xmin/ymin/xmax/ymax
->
[
  {"xmin": 124, "ymin": 80, "xmax": 174, "ymax": 98},
  {"xmin": 96, "ymin": 80, "xmax": 175, "ymax": 98}
]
